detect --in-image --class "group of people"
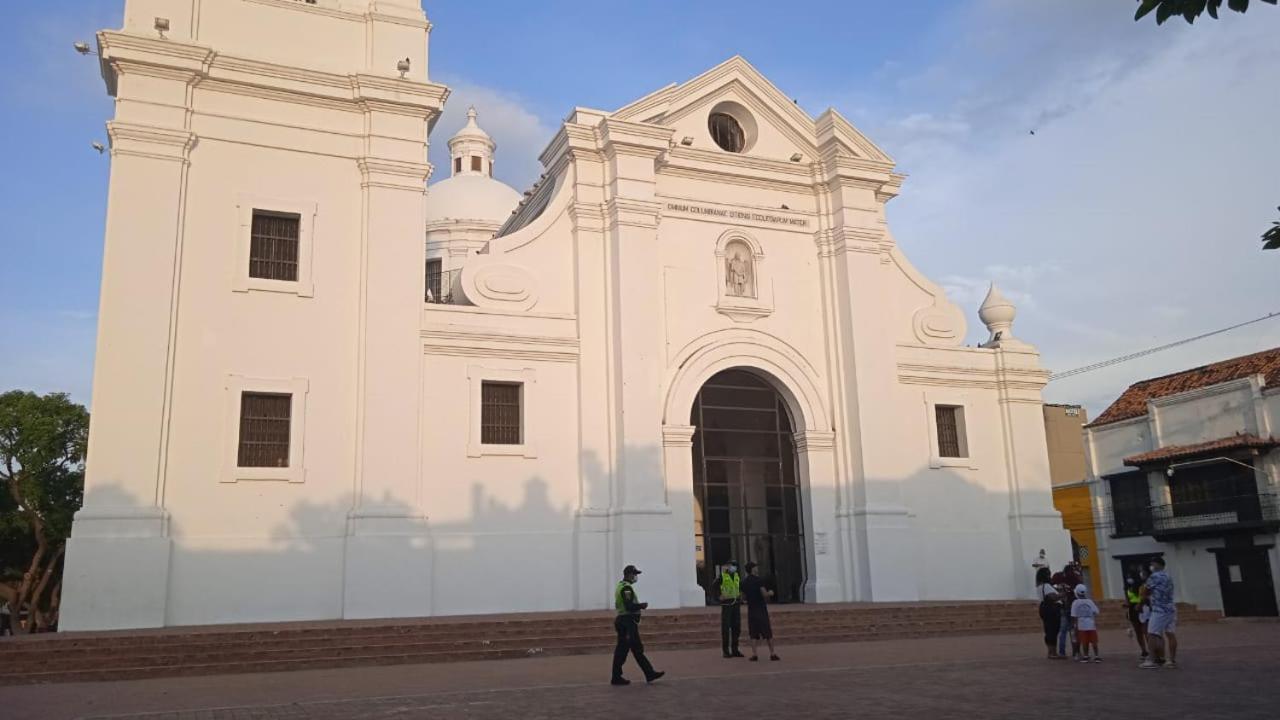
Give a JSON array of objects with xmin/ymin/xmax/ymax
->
[
  {"xmin": 1035, "ymin": 556, "xmax": 1179, "ymax": 669},
  {"xmin": 611, "ymin": 560, "xmax": 780, "ymax": 686}
]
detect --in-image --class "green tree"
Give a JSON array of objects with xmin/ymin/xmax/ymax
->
[
  {"xmin": 0, "ymin": 391, "xmax": 88, "ymax": 632},
  {"xmin": 1265, "ymin": 208, "xmax": 1280, "ymax": 250},
  {"xmin": 1135, "ymin": 0, "xmax": 1277, "ymax": 24}
]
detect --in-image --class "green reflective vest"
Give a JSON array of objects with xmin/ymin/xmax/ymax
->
[
  {"xmin": 1126, "ymin": 588, "xmax": 1141, "ymax": 605},
  {"xmin": 616, "ymin": 580, "xmax": 636, "ymax": 615},
  {"xmin": 720, "ymin": 571, "xmax": 741, "ymax": 600}
]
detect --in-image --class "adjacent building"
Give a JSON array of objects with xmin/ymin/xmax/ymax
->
[
  {"xmin": 59, "ymin": 0, "xmax": 1069, "ymax": 631},
  {"xmin": 1085, "ymin": 348, "xmax": 1280, "ymax": 616},
  {"xmin": 1044, "ymin": 403, "xmax": 1102, "ymax": 592}
]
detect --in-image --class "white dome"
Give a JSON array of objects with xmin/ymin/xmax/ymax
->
[{"xmin": 425, "ymin": 174, "xmax": 521, "ymax": 225}]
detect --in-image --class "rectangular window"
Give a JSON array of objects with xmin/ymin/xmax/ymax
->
[
  {"xmin": 249, "ymin": 210, "xmax": 300, "ymax": 281},
  {"xmin": 480, "ymin": 381, "xmax": 521, "ymax": 445},
  {"xmin": 471, "ymin": 156, "xmax": 483, "ymax": 172},
  {"xmin": 935, "ymin": 405, "xmax": 966, "ymax": 458},
  {"xmin": 1108, "ymin": 472, "xmax": 1152, "ymax": 536},
  {"xmin": 237, "ymin": 392, "xmax": 292, "ymax": 468},
  {"xmin": 425, "ymin": 259, "xmax": 443, "ymax": 302},
  {"xmin": 454, "ymin": 157, "xmax": 462, "ymax": 174}
]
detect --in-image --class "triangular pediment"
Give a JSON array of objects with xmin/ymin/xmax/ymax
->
[{"xmin": 613, "ymin": 56, "xmax": 891, "ymax": 165}]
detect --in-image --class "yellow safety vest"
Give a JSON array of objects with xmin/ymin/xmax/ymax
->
[
  {"xmin": 1126, "ymin": 588, "xmax": 1141, "ymax": 605},
  {"xmin": 616, "ymin": 580, "xmax": 637, "ymax": 615},
  {"xmin": 720, "ymin": 571, "xmax": 741, "ymax": 600}
]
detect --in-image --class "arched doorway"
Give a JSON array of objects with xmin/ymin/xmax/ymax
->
[{"xmin": 692, "ymin": 369, "xmax": 806, "ymax": 603}]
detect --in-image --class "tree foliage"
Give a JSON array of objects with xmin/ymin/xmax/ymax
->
[
  {"xmin": 1135, "ymin": 0, "xmax": 1277, "ymax": 25},
  {"xmin": 1265, "ymin": 208, "xmax": 1280, "ymax": 250},
  {"xmin": 0, "ymin": 391, "xmax": 88, "ymax": 632}
]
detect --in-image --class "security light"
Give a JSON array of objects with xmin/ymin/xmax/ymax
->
[
  {"xmin": 680, "ymin": 136, "xmax": 694, "ymax": 146},
  {"xmin": 91, "ymin": 142, "xmax": 106, "ymax": 154},
  {"xmin": 73, "ymin": 41, "xmax": 93, "ymax": 55},
  {"xmin": 790, "ymin": 153, "xmax": 803, "ymax": 162},
  {"xmin": 397, "ymin": 58, "xmax": 411, "ymax": 77},
  {"xmin": 154, "ymin": 17, "xmax": 170, "ymax": 37}
]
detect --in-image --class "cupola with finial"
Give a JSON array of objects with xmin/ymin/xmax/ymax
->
[
  {"xmin": 448, "ymin": 107, "xmax": 496, "ymax": 178},
  {"xmin": 979, "ymin": 282, "xmax": 1018, "ymax": 348}
]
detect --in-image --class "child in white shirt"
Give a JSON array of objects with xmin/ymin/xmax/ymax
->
[{"xmin": 1070, "ymin": 584, "xmax": 1101, "ymax": 663}]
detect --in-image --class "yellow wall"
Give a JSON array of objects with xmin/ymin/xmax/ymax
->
[{"xmin": 1052, "ymin": 485, "xmax": 1103, "ymax": 592}]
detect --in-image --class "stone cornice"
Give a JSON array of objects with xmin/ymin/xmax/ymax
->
[
  {"xmin": 358, "ymin": 157, "xmax": 431, "ymax": 190},
  {"xmin": 599, "ymin": 118, "xmax": 674, "ymax": 154},
  {"xmin": 794, "ymin": 430, "xmax": 836, "ymax": 452},
  {"xmin": 421, "ymin": 328, "xmax": 579, "ymax": 363},
  {"xmin": 606, "ymin": 198, "xmax": 662, "ymax": 230},
  {"xmin": 661, "ymin": 425, "xmax": 697, "ymax": 448},
  {"xmin": 107, "ymin": 122, "xmax": 196, "ymax": 162}
]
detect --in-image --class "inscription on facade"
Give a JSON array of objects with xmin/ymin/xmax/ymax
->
[{"xmin": 665, "ymin": 202, "xmax": 810, "ymax": 228}]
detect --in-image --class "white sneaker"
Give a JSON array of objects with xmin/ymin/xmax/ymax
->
[
  {"xmin": 1164, "ymin": 661, "xmax": 1178, "ymax": 669},
  {"xmin": 1139, "ymin": 660, "xmax": 1159, "ymax": 669}
]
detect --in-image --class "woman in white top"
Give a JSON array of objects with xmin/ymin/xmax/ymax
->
[{"xmin": 1035, "ymin": 566, "xmax": 1062, "ymax": 659}]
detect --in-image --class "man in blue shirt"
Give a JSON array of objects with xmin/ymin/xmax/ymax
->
[{"xmin": 1140, "ymin": 556, "xmax": 1178, "ymax": 669}]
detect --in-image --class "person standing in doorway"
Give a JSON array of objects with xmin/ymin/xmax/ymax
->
[
  {"xmin": 1141, "ymin": 557, "xmax": 1178, "ymax": 669},
  {"xmin": 611, "ymin": 565, "xmax": 665, "ymax": 686},
  {"xmin": 741, "ymin": 562, "xmax": 779, "ymax": 662},
  {"xmin": 713, "ymin": 560, "xmax": 744, "ymax": 658}
]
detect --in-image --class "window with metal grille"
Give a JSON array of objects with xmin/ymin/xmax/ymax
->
[
  {"xmin": 481, "ymin": 382, "xmax": 521, "ymax": 445},
  {"xmin": 471, "ymin": 156, "xmax": 483, "ymax": 172},
  {"xmin": 249, "ymin": 210, "xmax": 300, "ymax": 281},
  {"xmin": 425, "ymin": 259, "xmax": 443, "ymax": 301},
  {"xmin": 708, "ymin": 112, "xmax": 745, "ymax": 153},
  {"xmin": 935, "ymin": 405, "xmax": 966, "ymax": 458},
  {"xmin": 237, "ymin": 392, "xmax": 292, "ymax": 467}
]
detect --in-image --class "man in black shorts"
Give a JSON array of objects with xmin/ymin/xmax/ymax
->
[{"xmin": 742, "ymin": 562, "xmax": 779, "ymax": 661}]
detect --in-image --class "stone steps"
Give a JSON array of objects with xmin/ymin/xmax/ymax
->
[{"xmin": 0, "ymin": 601, "xmax": 1216, "ymax": 685}]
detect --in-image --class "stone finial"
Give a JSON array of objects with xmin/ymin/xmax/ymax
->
[{"xmin": 979, "ymin": 282, "xmax": 1016, "ymax": 348}]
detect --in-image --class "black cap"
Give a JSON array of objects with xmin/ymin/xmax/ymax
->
[
  {"xmin": 623, "ymin": 565, "xmax": 642, "ymax": 576},
  {"xmin": 745, "ymin": 562, "xmax": 758, "ymax": 573}
]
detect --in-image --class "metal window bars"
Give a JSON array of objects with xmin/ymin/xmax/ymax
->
[
  {"xmin": 249, "ymin": 211, "xmax": 300, "ymax": 282},
  {"xmin": 237, "ymin": 392, "xmax": 292, "ymax": 468}
]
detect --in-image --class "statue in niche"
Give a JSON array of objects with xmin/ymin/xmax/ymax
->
[{"xmin": 724, "ymin": 241, "xmax": 755, "ymax": 298}]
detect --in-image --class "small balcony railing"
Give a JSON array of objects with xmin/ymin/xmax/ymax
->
[
  {"xmin": 1107, "ymin": 504, "xmax": 1154, "ymax": 538},
  {"xmin": 425, "ymin": 268, "xmax": 464, "ymax": 305},
  {"xmin": 1150, "ymin": 493, "xmax": 1280, "ymax": 540}
]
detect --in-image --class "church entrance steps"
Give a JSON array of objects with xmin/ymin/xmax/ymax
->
[{"xmin": 0, "ymin": 601, "xmax": 1216, "ymax": 685}]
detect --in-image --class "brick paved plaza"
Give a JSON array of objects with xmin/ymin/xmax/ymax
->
[{"xmin": 3, "ymin": 623, "xmax": 1277, "ymax": 719}]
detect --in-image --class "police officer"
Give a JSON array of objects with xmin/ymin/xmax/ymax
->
[
  {"xmin": 713, "ymin": 560, "xmax": 744, "ymax": 658},
  {"xmin": 611, "ymin": 565, "xmax": 665, "ymax": 686}
]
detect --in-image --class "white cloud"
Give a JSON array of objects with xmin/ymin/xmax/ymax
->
[
  {"xmin": 866, "ymin": 4, "xmax": 1280, "ymax": 417},
  {"xmin": 428, "ymin": 79, "xmax": 556, "ymax": 192}
]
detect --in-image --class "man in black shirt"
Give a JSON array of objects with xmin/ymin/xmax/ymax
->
[{"xmin": 742, "ymin": 562, "xmax": 780, "ymax": 661}]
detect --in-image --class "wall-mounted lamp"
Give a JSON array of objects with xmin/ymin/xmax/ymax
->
[
  {"xmin": 789, "ymin": 153, "xmax": 803, "ymax": 162},
  {"xmin": 397, "ymin": 58, "xmax": 411, "ymax": 77},
  {"xmin": 73, "ymin": 41, "xmax": 96, "ymax": 56},
  {"xmin": 91, "ymin": 142, "xmax": 106, "ymax": 154},
  {"xmin": 154, "ymin": 17, "xmax": 170, "ymax": 38},
  {"xmin": 680, "ymin": 136, "xmax": 694, "ymax": 146}
]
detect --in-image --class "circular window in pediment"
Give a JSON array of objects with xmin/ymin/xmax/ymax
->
[
  {"xmin": 707, "ymin": 101, "xmax": 758, "ymax": 154},
  {"xmin": 709, "ymin": 112, "xmax": 745, "ymax": 153}
]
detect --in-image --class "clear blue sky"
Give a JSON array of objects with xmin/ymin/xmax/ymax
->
[{"xmin": 2, "ymin": 1, "xmax": 1278, "ymax": 416}]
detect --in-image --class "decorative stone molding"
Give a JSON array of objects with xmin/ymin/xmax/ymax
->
[
  {"xmin": 661, "ymin": 424, "xmax": 697, "ymax": 448},
  {"xmin": 713, "ymin": 229, "xmax": 774, "ymax": 323},
  {"xmin": 233, "ymin": 194, "xmax": 317, "ymax": 297},
  {"xmin": 794, "ymin": 430, "xmax": 836, "ymax": 453}
]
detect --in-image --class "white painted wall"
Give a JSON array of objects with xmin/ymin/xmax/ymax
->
[{"xmin": 62, "ymin": 1, "xmax": 1070, "ymax": 630}]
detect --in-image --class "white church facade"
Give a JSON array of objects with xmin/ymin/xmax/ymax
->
[{"xmin": 61, "ymin": 0, "xmax": 1069, "ymax": 631}]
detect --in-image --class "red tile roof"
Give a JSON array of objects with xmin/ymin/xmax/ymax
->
[
  {"xmin": 1088, "ymin": 347, "xmax": 1280, "ymax": 427},
  {"xmin": 1123, "ymin": 433, "xmax": 1278, "ymax": 467}
]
